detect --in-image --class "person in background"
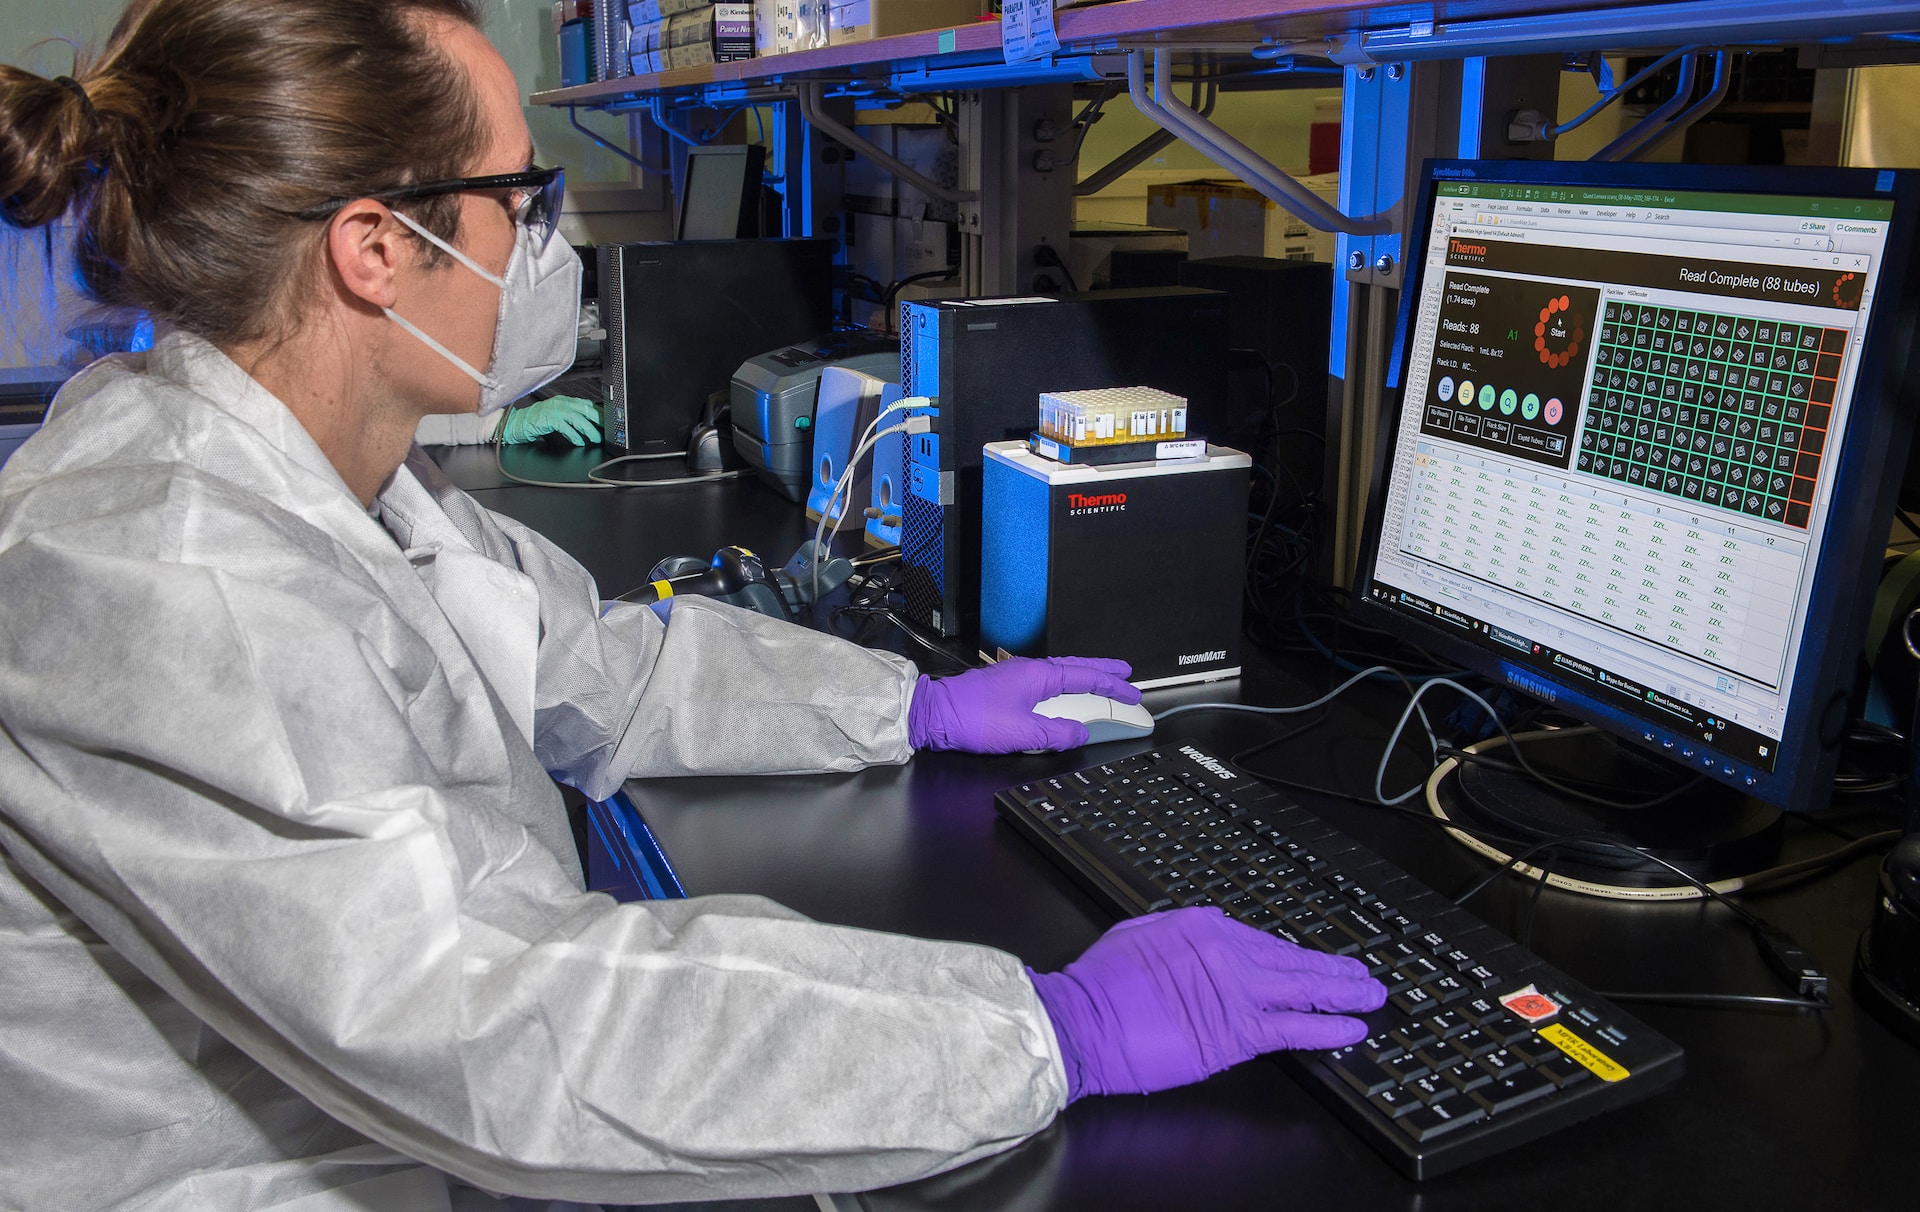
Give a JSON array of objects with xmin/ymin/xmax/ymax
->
[
  {"xmin": 0, "ymin": 2, "xmax": 1386, "ymax": 1209},
  {"xmin": 417, "ymin": 392, "xmax": 603, "ymax": 446}
]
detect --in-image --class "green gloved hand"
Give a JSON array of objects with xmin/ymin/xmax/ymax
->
[{"xmin": 500, "ymin": 394, "xmax": 603, "ymax": 446}]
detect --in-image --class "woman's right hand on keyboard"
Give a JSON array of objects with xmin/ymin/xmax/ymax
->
[{"xmin": 1027, "ymin": 906, "xmax": 1388, "ymax": 1101}]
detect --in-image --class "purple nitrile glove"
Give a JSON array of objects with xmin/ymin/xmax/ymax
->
[
  {"xmin": 1027, "ymin": 906, "xmax": 1387, "ymax": 1101},
  {"xmin": 906, "ymin": 656, "xmax": 1140, "ymax": 754}
]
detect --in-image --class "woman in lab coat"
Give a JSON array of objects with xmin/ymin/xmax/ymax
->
[{"xmin": 0, "ymin": 2, "xmax": 1383, "ymax": 1208}]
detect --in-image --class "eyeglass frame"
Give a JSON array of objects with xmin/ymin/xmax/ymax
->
[{"xmin": 293, "ymin": 165, "xmax": 566, "ymax": 251}]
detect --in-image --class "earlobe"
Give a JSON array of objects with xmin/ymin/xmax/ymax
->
[{"xmin": 326, "ymin": 202, "xmax": 405, "ymax": 310}]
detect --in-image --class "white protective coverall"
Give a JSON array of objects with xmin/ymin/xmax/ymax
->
[{"xmin": 0, "ymin": 333, "xmax": 1066, "ymax": 1211}]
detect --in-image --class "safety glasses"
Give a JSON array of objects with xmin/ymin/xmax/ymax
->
[{"xmin": 296, "ymin": 165, "xmax": 567, "ymax": 251}]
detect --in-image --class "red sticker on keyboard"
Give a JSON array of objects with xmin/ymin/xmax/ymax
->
[{"xmin": 1500, "ymin": 985, "xmax": 1562, "ymax": 1023}]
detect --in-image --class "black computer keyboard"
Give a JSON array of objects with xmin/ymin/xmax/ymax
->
[{"xmin": 994, "ymin": 741, "xmax": 1684, "ymax": 1180}]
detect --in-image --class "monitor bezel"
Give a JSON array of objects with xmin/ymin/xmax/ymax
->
[
  {"xmin": 1351, "ymin": 158, "xmax": 1920, "ymax": 813},
  {"xmin": 675, "ymin": 144, "xmax": 767, "ymax": 241}
]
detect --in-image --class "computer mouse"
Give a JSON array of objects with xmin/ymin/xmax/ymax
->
[{"xmin": 1033, "ymin": 692, "xmax": 1156, "ymax": 745}]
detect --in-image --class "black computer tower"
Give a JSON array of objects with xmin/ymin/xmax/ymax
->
[
  {"xmin": 1176, "ymin": 256, "xmax": 1333, "ymax": 490},
  {"xmin": 898, "ymin": 287, "xmax": 1231, "ymax": 639},
  {"xmin": 598, "ymin": 238, "xmax": 834, "ymax": 456}
]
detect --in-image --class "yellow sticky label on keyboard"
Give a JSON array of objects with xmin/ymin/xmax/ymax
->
[{"xmin": 1538, "ymin": 1023, "xmax": 1629, "ymax": 1083}]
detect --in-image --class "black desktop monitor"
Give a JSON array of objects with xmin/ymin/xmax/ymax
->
[
  {"xmin": 1352, "ymin": 160, "xmax": 1920, "ymax": 845},
  {"xmin": 677, "ymin": 144, "xmax": 766, "ymax": 240},
  {"xmin": 598, "ymin": 238, "xmax": 835, "ymax": 456}
]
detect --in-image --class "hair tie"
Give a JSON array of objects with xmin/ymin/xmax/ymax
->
[{"xmin": 53, "ymin": 75, "xmax": 101, "ymax": 134}]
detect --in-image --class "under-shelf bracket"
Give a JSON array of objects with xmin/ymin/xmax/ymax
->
[
  {"xmin": 567, "ymin": 106, "xmax": 667, "ymax": 174},
  {"xmin": 1075, "ymin": 81, "xmax": 1215, "ymax": 198},
  {"xmin": 794, "ymin": 81, "xmax": 979, "ymax": 205},
  {"xmin": 1591, "ymin": 51, "xmax": 1732, "ymax": 162},
  {"xmin": 1126, "ymin": 49, "xmax": 1388, "ymax": 236}
]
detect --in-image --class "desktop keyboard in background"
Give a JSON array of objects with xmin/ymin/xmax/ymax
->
[{"xmin": 994, "ymin": 741, "xmax": 1684, "ymax": 1180}]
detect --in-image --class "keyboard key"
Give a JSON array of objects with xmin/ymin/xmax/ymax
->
[
  {"xmin": 1474, "ymin": 1048, "xmax": 1525, "ymax": 1080},
  {"xmin": 1328, "ymin": 1048, "xmax": 1397, "ymax": 1096},
  {"xmin": 1415, "ymin": 1046, "xmax": 1465, "ymax": 1075},
  {"xmin": 1283, "ymin": 842, "xmax": 1328, "ymax": 871},
  {"xmin": 1443, "ymin": 1063, "xmax": 1493, "ymax": 1094},
  {"xmin": 1470, "ymin": 1068, "xmax": 1555, "ymax": 1115},
  {"xmin": 1447, "ymin": 1028, "xmax": 1496, "ymax": 1060},
  {"xmin": 1406, "ymin": 1073, "xmax": 1458, "ymax": 1105},
  {"xmin": 1538, "ymin": 1054, "xmax": 1592, "ymax": 1088},
  {"xmin": 1424, "ymin": 1010, "xmax": 1469, "ymax": 1039},
  {"xmin": 1383, "ymin": 1053, "xmax": 1431, "ymax": 1084},
  {"xmin": 1430, "ymin": 975, "xmax": 1470, "ymax": 1003},
  {"xmin": 1391, "ymin": 985, "xmax": 1438, "ymax": 1016},
  {"xmin": 1390, "ymin": 1022, "xmax": 1438, "ymax": 1053},
  {"xmin": 1362, "ymin": 1031, "xmax": 1404, "ymax": 1063},
  {"xmin": 1474, "ymin": 1010, "xmax": 1531, "ymax": 1045},
  {"xmin": 1399, "ymin": 955, "xmax": 1444, "ymax": 985},
  {"xmin": 1325, "ymin": 907, "xmax": 1392, "ymax": 950},
  {"xmin": 1396, "ymin": 1100, "xmax": 1486, "ymax": 1142},
  {"xmin": 1418, "ymin": 931, "xmax": 1450, "ymax": 953},
  {"xmin": 1293, "ymin": 915, "xmax": 1335, "ymax": 941},
  {"xmin": 1009, "ymin": 783, "xmax": 1053, "ymax": 809},
  {"xmin": 1370, "ymin": 1086, "xmax": 1421, "ymax": 1119}
]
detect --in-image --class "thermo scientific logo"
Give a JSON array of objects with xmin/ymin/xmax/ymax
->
[
  {"xmin": 1179, "ymin": 650, "xmax": 1227, "ymax": 666},
  {"xmin": 1067, "ymin": 491, "xmax": 1127, "ymax": 516}
]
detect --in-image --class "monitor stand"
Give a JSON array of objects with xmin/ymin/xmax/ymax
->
[{"xmin": 1436, "ymin": 729, "xmax": 1783, "ymax": 886}]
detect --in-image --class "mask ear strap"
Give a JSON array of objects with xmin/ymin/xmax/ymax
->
[
  {"xmin": 389, "ymin": 208, "xmax": 508, "ymax": 289},
  {"xmin": 382, "ymin": 306, "xmax": 493, "ymax": 387}
]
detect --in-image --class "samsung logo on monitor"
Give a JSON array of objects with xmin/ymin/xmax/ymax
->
[{"xmin": 1505, "ymin": 669, "xmax": 1559, "ymax": 703}]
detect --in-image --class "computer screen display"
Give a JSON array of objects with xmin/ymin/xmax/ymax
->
[
  {"xmin": 678, "ymin": 145, "xmax": 765, "ymax": 240},
  {"xmin": 1355, "ymin": 161, "xmax": 1920, "ymax": 811}
]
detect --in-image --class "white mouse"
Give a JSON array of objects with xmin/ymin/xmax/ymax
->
[{"xmin": 1032, "ymin": 692, "xmax": 1156, "ymax": 745}]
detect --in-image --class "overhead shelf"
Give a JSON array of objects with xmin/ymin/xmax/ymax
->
[
  {"xmin": 532, "ymin": 0, "xmax": 1430, "ymax": 107},
  {"xmin": 532, "ymin": 0, "xmax": 1920, "ymax": 109}
]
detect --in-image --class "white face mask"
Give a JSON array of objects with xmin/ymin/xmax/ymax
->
[{"xmin": 384, "ymin": 209, "xmax": 581, "ymax": 416}]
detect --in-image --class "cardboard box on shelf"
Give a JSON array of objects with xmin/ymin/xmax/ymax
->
[
  {"xmin": 841, "ymin": 122, "xmax": 960, "ymax": 224},
  {"xmin": 1145, "ymin": 175, "xmax": 1341, "ymax": 264},
  {"xmin": 753, "ymin": 0, "xmax": 801, "ymax": 55},
  {"xmin": 630, "ymin": 4, "xmax": 753, "ymax": 72},
  {"xmin": 827, "ymin": 0, "xmax": 987, "ymax": 45},
  {"xmin": 628, "ymin": 0, "xmax": 710, "ymax": 19}
]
